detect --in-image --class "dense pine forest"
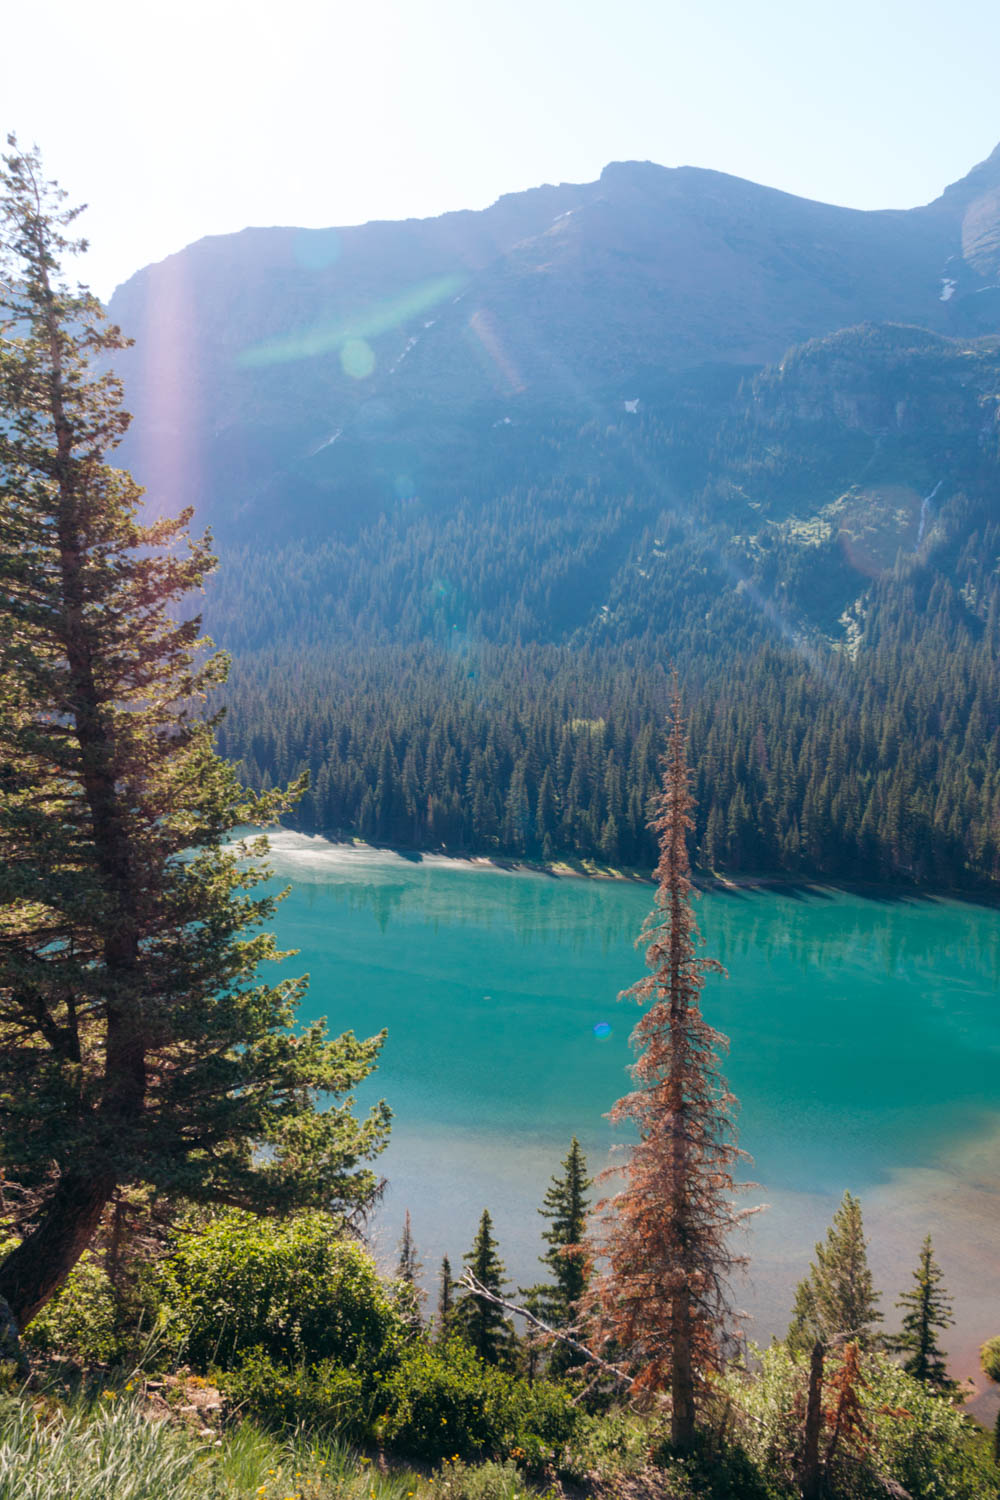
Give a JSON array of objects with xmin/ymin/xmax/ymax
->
[{"xmin": 214, "ymin": 411, "xmax": 1000, "ymax": 890}]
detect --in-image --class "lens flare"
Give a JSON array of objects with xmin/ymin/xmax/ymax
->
[
  {"xmin": 467, "ymin": 307, "xmax": 525, "ymax": 393},
  {"xmin": 237, "ymin": 274, "xmax": 466, "ymax": 368},
  {"xmin": 127, "ymin": 254, "xmax": 201, "ymax": 520},
  {"xmin": 593, "ymin": 1021, "xmax": 612, "ymax": 1039},
  {"xmin": 341, "ymin": 338, "xmax": 375, "ymax": 379}
]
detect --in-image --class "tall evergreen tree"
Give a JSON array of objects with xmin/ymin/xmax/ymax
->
[
  {"xmin": 522, "ymin": 1137, "xmax": 592, "ymax": 1374},
  {"xmin": 395, "ymin": 1209, "xmax": 424, "ymax": 1332},
  {"xmin": 454, "ymin": 1209, "xmax": 514, "ymax": 1364},
  {"xmin": 0, "ymin": 141, "xmax": 389, "ymax": 1334},
  {"xmin": 538, "ymin": 1137, "xmax": 591, "ymax": 1319},
  {"xmin": 395, "ymin": 1209, "xmax": 419, "ymax": 1283},
  {"xmin": 787, "ymin": 1192, "xmax": 882, "ymax": 1354},
  {"xmin": 586, "ymin": 688, "xmax": 750, "ymax": 1452},
  {"xmin": 894, "ymin": 1236, "xmax": 953, "ymax": 1389},
  {"xmin": 436, "ymin": 1254, "xmax": 454, "ymax": 1341}
]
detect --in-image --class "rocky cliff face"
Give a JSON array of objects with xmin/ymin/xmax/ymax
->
[
  {"xmin": 744, "ymin": 325, "xmax": 1000, "ymax": 437},
  {"xmin": 922, "ymin": 140, "xmax": 1000, "ymax": 281}
]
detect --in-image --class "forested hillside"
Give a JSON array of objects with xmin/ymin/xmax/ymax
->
[
  {"xmin": 105, "ymin": 146, "xmax": 1000, "ymax": 891},
  {"xmin": 211, "ymin": 324, "xmax": 1000, "ymax": 889}
]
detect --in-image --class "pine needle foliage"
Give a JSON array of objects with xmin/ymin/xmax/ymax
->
[
  {"xmin": 0, "ymin": 141, "xmax": 389, "ymax": 1331},
  {"xmin": 395, "ymin": 1209, "xmax": 425, "ymax": 1332},
  {"xmin": 538, "ymin": 1137, "xmax": 591, "ymax": 1317},
  {"xmin": 894, "ymin": 1235, "xmax": 954, "ymax": 1389},
  {"xmin": 521, "ymin": 1137, "xmax": 592, "ymax": 1375},
  {"xmin": 787, "ymin": 1192, "xmax": 882, "ymax": 1354},
  {"xmin": 436, "ymin": 1254, "xmax": 454, "ymax": 1340},
  {"xmin": 454, "ymin": 1209, "xmax": 514, "ymax": 1365},
  {"xmin": 397, "ymin": 1210, "xmax": 422, "ymax": 1287},
  {"xmin": 586, "ymin": 687, "xmax": 752, "ymax": 1451}
]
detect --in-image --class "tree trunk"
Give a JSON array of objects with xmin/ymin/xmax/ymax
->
[
  {"xmin": 671, "ymin": 1291, "xmax": 696, "ymax": 1451},
  {"xmin": 800, "ymin": 1339, "xmax": 826, "ymax": 1500},
  {"xmin": 0, "ymin": 1171, "xmax": 116, "ymax": 1328}
]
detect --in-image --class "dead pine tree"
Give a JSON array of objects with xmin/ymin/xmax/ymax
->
[{"xmin": 586, "ymin": 687, "xmax": 755, "ymax": 1452}]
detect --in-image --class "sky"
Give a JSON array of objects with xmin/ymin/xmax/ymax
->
[{"xmin": 3, "ymin": 0, "xmax": 1000, "ymax": 300}]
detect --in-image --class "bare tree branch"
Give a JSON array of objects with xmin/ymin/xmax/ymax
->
[{"xmin": 458, "ymin": 1268, "xmax": 632, "ymax": 1387}]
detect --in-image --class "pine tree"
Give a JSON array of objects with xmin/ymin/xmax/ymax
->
[
  {"xmin": 586, "ymin": 687, "xmax": 751, "ymax": 1452},
  {"xmin": 454, "ymin": 1209, "xmax": 514, "ymax": 1364},
  {"xmin": 0, "ymin": 142, "xmax": 390, "ymax": 1334},
  {"xmin": 436, "ymin": 1254, "xmax": 454, "ymax": 1341},
  {"xmin": 787, "ymin": 1192, "xmax": 882, "ymax": 1353},
  {"xmin": 787, "ymin": 1278, "xmax": 820, "ymax": 1358},
  {"xmin": 895, "ymin": 1236, "xmax": 953, "ymax": 1389},
  {"xmin": 523, "ymin": 1138, "xmax": 591, "ymax": 1374},
  {"xmin": 395, "ymin": 1209, "xmax": 425, "ymax": 1332},
  {"xmin": 539, "ymin": 1137, "xmax": 591, "ymax": 1318},
  {"xmin": 395, "ymin": 1209, "xmax": 417, "ymax": 1282}
]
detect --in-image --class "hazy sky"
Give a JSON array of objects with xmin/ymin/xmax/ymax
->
[{"xmin": 4, "ymin": 0, "xmax": 999, "ymax": 298}]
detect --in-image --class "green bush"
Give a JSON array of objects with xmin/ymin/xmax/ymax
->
[
  {"xmin": 426, "ymin": 1457, "xmax": 526, "ymax": 1500},
  {"xmin": 860, "ymin": 1356, "xmax": 997, "ymax": 1500},
  {"xmin": 725, "ymin": 1343, "xmax": 997, "ymax": 1500},
  {"xmin": 23, "ymin": 1252, "xmax": 121, "ymax": 1366},
  {"xmin": 222, "ymin": 1348, "xmax": 374, "ymax": 1441},
  {"xmin": 557, "ymin": 1406, "xmax": 652, "ymax": 1481},
  {"xmin": 380, "ymin": 1339, "xmax": 578, "ymax": 1466},
  {"xmin": 157, "ymin": 1211, "xmax": 404, "ymax": 1372}
]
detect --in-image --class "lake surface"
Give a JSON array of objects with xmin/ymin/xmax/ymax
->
[{"xmin": 263, "ymin": 832, "xmax": 1000, "ymax": 1389}]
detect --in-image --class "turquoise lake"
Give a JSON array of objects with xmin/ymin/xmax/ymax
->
[{"xmin": 264, "ymin": 832, "xmax": 1000, "ymax": 1384}]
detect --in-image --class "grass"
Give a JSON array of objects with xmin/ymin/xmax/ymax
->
[
  {"xmin": 0, "ymin": 1387, "xmax": 426, "ymax": 1500},
  {"xmin": 0, "ymin": 1391, "xmax": 205, "ymax": 1500}
]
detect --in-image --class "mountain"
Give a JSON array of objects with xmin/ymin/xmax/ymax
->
[
  {"xmin": 109, "ymin": 145, "xmax": 1000, "ymax": 539},
  {"xmin": 106, "ymin": 144, "xmax": 1000, "ymax": 889}
]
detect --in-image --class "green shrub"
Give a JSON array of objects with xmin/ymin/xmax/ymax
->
[
  {"xmin": 725, "ymin": 1343, "xmax": 996, "ymax": 1500},
  {"xmin": 380, "ymin": 1339, "xmax": 578, "ymax": 1466},
  {"xmin": 426, "ymin": 1457, "xmax": 526, "ymax": 1500},
  {"xmin": 23, "ymin": 1252, "xmax": 121, "ymax": 1366},
  {"xmin": 157, "ymin": 1210, "xmax": 404, "ymax": 1372},
  {"xmin": 860, "ymin": 1356, "xmax": 997, "ymax": 1500},
  {"xmin": 222, "ymin": 1348, "xmax": 374, "ymax": 1441},
  {"xmin": 554, "ymin": 1406, "xmax": 656, "ymax": 1484}
]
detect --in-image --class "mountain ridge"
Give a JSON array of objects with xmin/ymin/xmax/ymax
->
[{"xmin": 109, "ymin": 141, "xmax": 1000, "ymax": 536}]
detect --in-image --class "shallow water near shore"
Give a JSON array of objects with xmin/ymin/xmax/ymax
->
[{"xmin": 263, "ymin": 832, "xmax": 1000, "ymax": 1397}]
